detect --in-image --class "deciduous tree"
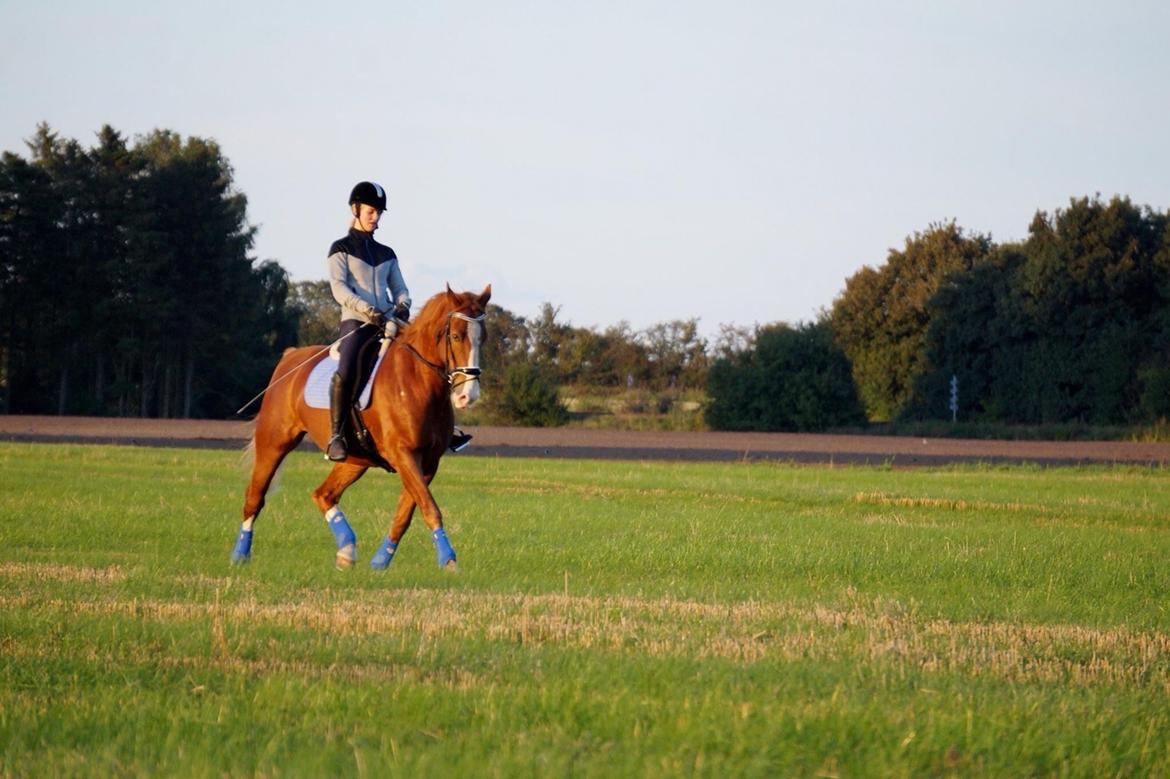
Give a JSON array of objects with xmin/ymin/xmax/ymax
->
[{"xmin": 831, "ymin": 222, "xmax": 992, "ymax": 421}]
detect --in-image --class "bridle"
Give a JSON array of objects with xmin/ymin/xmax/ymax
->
[
  {"xmin": 444, "ymin": 311, "xmax": 486, "ymax": 390},
  {"xmin": 396, "ymin": 309, "xmax": 486, "ymax": 390}
]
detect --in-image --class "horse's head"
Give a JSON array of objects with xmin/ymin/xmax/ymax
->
[
  {"xmin": 411, "ymin": 284, "xmax": 492, "ymax": 410},
  {"xmin": 445, "ymin": 284, "xmax": 491, "ymax": 409}
]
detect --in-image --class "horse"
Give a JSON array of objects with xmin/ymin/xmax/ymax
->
[{"xmin": 230, "ymin": 284, "xmax": 491, "ymax": 570}]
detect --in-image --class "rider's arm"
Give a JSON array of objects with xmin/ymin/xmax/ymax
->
[
  {"xmin": 387, "ymin": 257, "xmax": 411, "ymax": 312},
  {"xmin": 327, "ymin": 249, "xmax": 376, "ymax": 318}
]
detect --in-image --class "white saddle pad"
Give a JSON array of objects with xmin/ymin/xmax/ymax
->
[{"xmin": 304, "ymin": 343, "xmax": 389, "ymax": 410}]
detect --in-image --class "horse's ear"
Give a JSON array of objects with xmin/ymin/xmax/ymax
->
[
  {"xmin": 478, "ymin": 284, "xmax": 492, "ymax": 307},
  {"xmin": 445, "ymin": 283, "xmax": 457, "ymax": 306}
]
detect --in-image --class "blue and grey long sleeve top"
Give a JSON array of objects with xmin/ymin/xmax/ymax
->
[{"xmin": 327, "ymin": 227, "xmax": 410, "ymax": 324}]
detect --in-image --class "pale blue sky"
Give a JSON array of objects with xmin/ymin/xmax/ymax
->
[{"xmin": 3, "ymin": 1, "xmax": 1168, "ymax": 336}]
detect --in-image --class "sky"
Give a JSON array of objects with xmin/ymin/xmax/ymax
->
[{"xmin": 3, "ymin": 1, "xmax": 1169, "ymax": 338}]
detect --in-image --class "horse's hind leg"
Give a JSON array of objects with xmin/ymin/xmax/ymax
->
[
  {"xmin": 312, "ymin": 463, "xmax": 369, "ymax": 570},
  {"xmin": 232, "ymin": 427, "xmax": 305, "ymax": 565}
]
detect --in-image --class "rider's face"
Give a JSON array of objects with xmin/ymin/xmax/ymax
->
[{"xmin": 354, "ymin": 204, "xmax": 382, "ymax": 232}]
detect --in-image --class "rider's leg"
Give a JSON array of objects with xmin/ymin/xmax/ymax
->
[
  {"xmin": 327, "ymin": 372, "xmax": 349, "ymax": 461},
  {"xmin": 327, "ymin": 319, "xmax": 368, "ymax": 462}
]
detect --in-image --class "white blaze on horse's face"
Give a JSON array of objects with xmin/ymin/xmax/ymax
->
[{"xmin": 450, "ymin": 313, "xmax": 484, "ymax": 410}]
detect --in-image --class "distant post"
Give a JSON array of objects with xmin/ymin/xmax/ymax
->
[{"xmin": 949, "ymin": 374, "xmax": 959, "ymax": 422}]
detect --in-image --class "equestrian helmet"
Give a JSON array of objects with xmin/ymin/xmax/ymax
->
[{"xmin": 348, "ymin": 181, "xmax": 387, "ymax": 212}]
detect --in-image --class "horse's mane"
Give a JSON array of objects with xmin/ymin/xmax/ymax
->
[{"xmin": 409, "ymin": 288, "xmax": 487, "ymax": 339}]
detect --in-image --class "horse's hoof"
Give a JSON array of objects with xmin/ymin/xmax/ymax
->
[
  {"xmin": 230, "ymin": 553, "xmax": 250, "ymax": 566},
  {"xmin": 335, "ymin": 543, "xmax": 357, "ymax": 570},
  {"xmin": 443, "ymin": 560, "xmax": 459, "ymax": 573}
]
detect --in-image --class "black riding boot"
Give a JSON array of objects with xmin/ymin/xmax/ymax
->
[
  {"xmin": 327, "ymin": 372, "xmax": 349, "ymax": 461},
  {"xmin": 449, "ymin": 429, "xmax": 473, "ymax": 452}
]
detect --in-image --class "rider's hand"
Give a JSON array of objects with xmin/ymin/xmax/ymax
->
[
  {"xmin": 393, "ymin": 302, "xmax": 411, "ymax": 323},
  {"xmin": 366, "ymin": 306, "xmax": 386, "ymax": 326}
]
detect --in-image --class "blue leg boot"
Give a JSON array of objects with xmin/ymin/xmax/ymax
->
[
  {"xmin": 326, "ymin": 506, "xmax": 357, "ymax": 569},
  {"xmin": 432, "ymin": 527, "xmax": 457, "ymax": 570},
  {"xmin": 230, "ymin": 527, "xmax": 253, "ymax": 565},
  {"xmin": 370, "ymin": 536, "xmax": 398, "ymax": 570}
]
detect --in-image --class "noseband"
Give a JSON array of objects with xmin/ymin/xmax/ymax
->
[{"xmin": 445, "ymin": 311, "xmax": 485, "ymax": 389}]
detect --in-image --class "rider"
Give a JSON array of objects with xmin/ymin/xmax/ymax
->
[{"xmin": 326, "ymin": 181, "xmax": 471, "ymax": 461}]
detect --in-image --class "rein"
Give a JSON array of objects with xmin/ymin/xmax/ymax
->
[{"xmin": 234, "ymin": 325, "xmax": 368, "ymax": 416}]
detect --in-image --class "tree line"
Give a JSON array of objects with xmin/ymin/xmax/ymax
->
[
  {"xmin": 462, "ymin": 196, "xmax": 1170, "ymax": 431},
  {"xmin": 0, "ymin": 124, "xmax": 297, "ymax": 418},
  {"xmin": 830, "ymin": 198, "xmax": 1170, "ymax": 427},
  {"xmin": 6, "ymin": 125, "xmax": 1167, "ymax": 431}
]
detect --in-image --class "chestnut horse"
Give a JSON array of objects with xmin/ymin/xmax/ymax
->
[{"xmin": 230, "ymin": 284, "xmax": 491, "ymax": 570}]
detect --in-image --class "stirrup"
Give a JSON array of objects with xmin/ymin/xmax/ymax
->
[
  {"xmin": 449, "ymin": 431, "xmax": 473, "ymax": 453},
  {"xmin": 326, "ymin": 434, "xmax": 348, "ymax": 462}
]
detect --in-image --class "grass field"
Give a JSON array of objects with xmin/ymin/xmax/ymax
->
[{"xmin": 1, "ymin": 441, "xmax": 1168, "ymax": 777}]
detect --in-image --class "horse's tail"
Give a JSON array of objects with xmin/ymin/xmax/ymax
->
[{"xmin": 238, "ymin": 421, "xmax": 257, "ymax": 472}]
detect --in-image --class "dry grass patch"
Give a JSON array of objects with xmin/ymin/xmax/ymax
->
[
  {"xmin": 482, "ymin": 476, "xmax": 773, "ymax": 506},
  {"xmin": 171, "ymin": 573, "xmax": 234, "ymax": 589},
  {"xmin": 5, "ymin": 588, "xmax": 1167, "ymax": 690},
  {"xmin": 0, "ymin": 562, "xmax": 126, "ymax": 584},
  {"xmin": 853, "ymin": 491, "xmax": 1050, "ymax": 514}
]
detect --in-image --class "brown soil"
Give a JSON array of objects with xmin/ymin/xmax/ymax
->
[{"xmin": 2, "ymin": 415, "xmax": 1168, "ymax": 467}]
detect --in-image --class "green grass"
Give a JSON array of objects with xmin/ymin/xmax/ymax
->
[{"xmin": 1, "ymin": 442, "xmax": 1168, "ymax": 777}]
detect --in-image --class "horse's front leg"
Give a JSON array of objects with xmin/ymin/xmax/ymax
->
[
  {"xmin": 311, "ymin": 462, "xmax": 369, "ymax": 569},
  {"xmin": 391, "ymin": 451, "xmax": 457, "ymax": 571},
  {"xmin": 370, "ymin": 477, "xmax": 430, "ymax": 570}
]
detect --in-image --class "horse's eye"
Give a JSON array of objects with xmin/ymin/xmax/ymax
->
[{"xmin": 452, "ymin": 334, "xmax": 461, "ymax": 342}]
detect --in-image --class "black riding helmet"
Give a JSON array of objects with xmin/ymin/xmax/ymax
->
[{"xmin": 349, "ymin": 181, "xmax": 387, "ymax": 212}]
